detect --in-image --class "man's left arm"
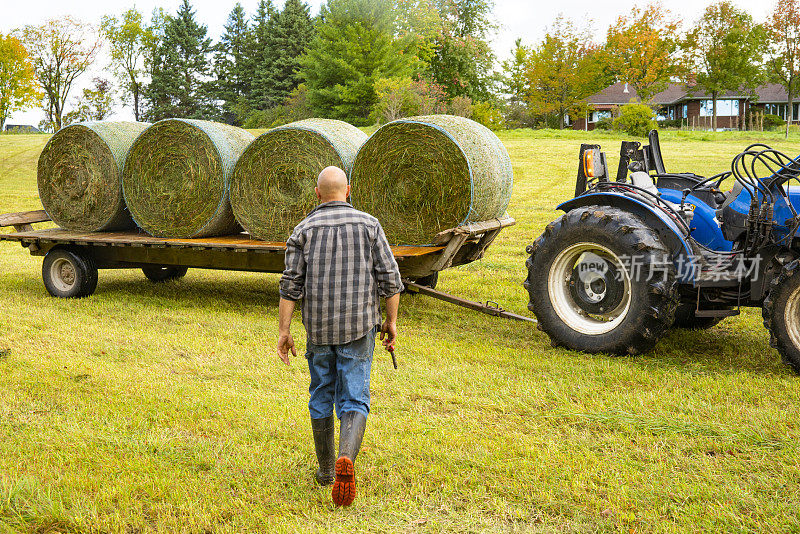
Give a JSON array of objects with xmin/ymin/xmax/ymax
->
[{"xmin": 372, "ymin": 223, "xmax": 404, "ymax": 347}]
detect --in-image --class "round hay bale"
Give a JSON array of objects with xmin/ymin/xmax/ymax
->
[
  {"xmin": 230, "ymin": 118, "xmax": 368, "ymax": 240},
  {"xmin": 122, "ymin": 119, "xmax": 254, "ymax": 238},
  {"xmin": 37, "ymin": 121, "xmax": 151, "ymax": 231},
  {"xmin": 350, "ymin": 115, "xmax": 513, "ymax": 244}
]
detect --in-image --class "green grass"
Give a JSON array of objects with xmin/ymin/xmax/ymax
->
[{"xmin": 1, "ymin": 129, "xmax": 800, "ymax": 532}]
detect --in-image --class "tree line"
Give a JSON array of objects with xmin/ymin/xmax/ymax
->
[{"xmin": 1, "ymin": 0, "xmax": 800, "ymax": 135}]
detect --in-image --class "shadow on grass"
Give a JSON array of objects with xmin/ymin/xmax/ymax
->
[
  {"xmin": 84, "ymin": 278, "xmax": 800, "ymax": 376},
  {"xmin": 96, "ymin": 271, "xmax": 283, "ymax": 310},
  {"xmin": 4, "ymin": 267, "xmax": 792, "ymax": 378}
]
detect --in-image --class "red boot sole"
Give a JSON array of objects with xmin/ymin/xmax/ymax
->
[{"xmin": 332, "ymin": 457, "xmax": 356, "ymax": 506}]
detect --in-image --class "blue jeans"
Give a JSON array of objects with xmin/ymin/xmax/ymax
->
[{"xmin": 305, "ymin": 326, "xmax": 378, "ymax": 420}]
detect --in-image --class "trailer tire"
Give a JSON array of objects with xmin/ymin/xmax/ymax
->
[
  {"xmin": 672, "ymin": 303, "xmax": 726, "ymax": 329},
  {"xmin": 524, "ymin": 205, "xmax": 678, "ymax": 355},
  {"xmin": 762, "ymin": 259, "xmax": 800, "ymax": 374},
  {"xmin": 415, "ymin": 272, "xmax": 438, "ymax": 289},
  {"xmin": 142, "ymin": 265, "xmax": 189, "ymax": 283},
  {"xmin": 403, "ymin": 272, "xmax": 439, "ymax": 294},
  {"xmin": 42, "ymin": 247, "xmax": 98, "ymax": 298}
]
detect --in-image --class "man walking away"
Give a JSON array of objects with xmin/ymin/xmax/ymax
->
[{"xmin": 276, "ymin": 166, "xmax": 403, "ymax": 507}]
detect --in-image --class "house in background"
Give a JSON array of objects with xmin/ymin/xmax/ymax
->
[
  {"xmin": 4, "ymin": 124, "xmax": 42, "ymax": 134},
  {"xmin": 574, "ymin": 81, "xmax": 800, "ymax": 131}
]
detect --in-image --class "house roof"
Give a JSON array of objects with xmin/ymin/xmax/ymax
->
[{"xmin": 587, "ymin": 82, "xmax": 793, "ymax": 106}]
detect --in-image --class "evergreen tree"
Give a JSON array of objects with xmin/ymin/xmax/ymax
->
[
  {"xmin": 214, "ymin": 3, "xmax": 254, "ymax": 124},
  {"xmin": 144, "ymin": 0, "xmax": 216, "ymax": 121},
  {"xmin": 255, "ymin": 0, "xmax": 314, "ymax": 109},
  {"xmin": 300, "ymin": 0, "xmax": 419, "ymax": 125},
  {"xmin": 249, "ymin": 0, "xmax": 276, "ymax": 110}
]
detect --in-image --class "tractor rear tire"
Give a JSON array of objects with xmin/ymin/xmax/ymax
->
[
  {"xmin": 762, "ymin": 259, "xmax": 800, "ymax": 374},
  {"xmin": 142, "ymin": 265, "xmax": 189, "ymax": 283},
  {"xmin": 524, "ymin": 205, "xmax": 678, "ymax": 355},
  {"xmin": 672, "ymin": 303, "xmax": 726, "ymax": 329}
]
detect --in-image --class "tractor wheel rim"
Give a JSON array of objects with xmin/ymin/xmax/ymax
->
[
  {"xmin": 548, "ymin": 242, "xmax": 632, "ymax": 335},
  {"xmin": 784, "ymin": 285, "xmax": 800, "ymax": 349},
  {"xmin": 51, "ymin": 257, "xmax": 77, "ymax": 292}
]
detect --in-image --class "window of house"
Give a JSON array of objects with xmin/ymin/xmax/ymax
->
[
  {"xmin": 590, "ymin": 110, "xmax": 611, "ymax": 123},
  {"xmin": 656, "ymin": 107, "xmax": 675, "ymax": 121},
  {"xmin": 699, "ymin": 99, "xmax": 740, "ymax": 116},
  {"xmin": 765, "ymin": 103, "xmax": 787, "ymax": 118}
]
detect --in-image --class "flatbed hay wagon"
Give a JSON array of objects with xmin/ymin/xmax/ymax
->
[{"xmin": 0, "ymin": 209, "xmax": 530, "ymax": 321}]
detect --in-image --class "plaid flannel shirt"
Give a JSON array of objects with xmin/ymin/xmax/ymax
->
[{"xmin": 279, "ymin": 201, "xmax": 404, "ymax": 345}]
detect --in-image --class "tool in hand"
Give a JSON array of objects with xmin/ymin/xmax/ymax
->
[{"xmin": 387, "ymin": 345, "xmax": 398, "ymax": 369}]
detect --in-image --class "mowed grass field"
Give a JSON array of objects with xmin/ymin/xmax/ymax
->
[{"xmin": 0, "ymin": 128, "xmax": 799, "ymax": 533}]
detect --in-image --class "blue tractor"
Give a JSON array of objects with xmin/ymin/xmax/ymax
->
[{"xmin": 524, "ymin": 130, "xmax": 800, "ymax": 373}]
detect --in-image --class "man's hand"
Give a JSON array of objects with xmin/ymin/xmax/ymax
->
[
  {"xmin": 277, "ymin": 297, "xmax": 298, "ymax": 365},
  {"xmin": 277, "ymin": 331, "xmax": 297, "ymax": 365},
  {"xmin": 380, "ymin": 320, "xmax": 397, "ymax": 349}
]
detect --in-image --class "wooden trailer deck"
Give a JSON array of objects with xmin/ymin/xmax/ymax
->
[
  {"xmin": 0, "ymin": 210, "xmax": 515, "ymax": 280},
  {"xmin": 0, "ymin": 210, "xmax": 531, "ymax": 320}
]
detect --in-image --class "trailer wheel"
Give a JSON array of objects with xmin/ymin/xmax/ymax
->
[
  {"xmin": 415, "ymin": 272, "xmax": 438, "ymax": 289},
  {"xmin": 142, "ymin": 265, "xmax": 189, "ymax": 283},
  {"xmin": 524, "ymin": 205, "xmax": 678, "ymax": 355},
  {"xmin": 762, "ymin": 259, "xmax": 800, "ymax": 374},
  {"xmin": 42, "ymin": 247, "xmax": 98, "ymax": 298}
]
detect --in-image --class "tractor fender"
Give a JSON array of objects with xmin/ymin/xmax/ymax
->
[{"xmin": 557, "ymin": 192, "xmax": 695, "ymax": 281}]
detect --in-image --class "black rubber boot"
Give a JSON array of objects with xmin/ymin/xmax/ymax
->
[
  {"xmin": 332, "ymin": 411, "xmax": 367, "ymax": 506},
  {"xmin": 311, "ymin": 415, "xmax": 335, "ymax": 486}
]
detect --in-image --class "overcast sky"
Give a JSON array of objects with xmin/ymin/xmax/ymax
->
[{"xmin": 1, "ymin": 0, "xmax": 779, "ymax": 126}]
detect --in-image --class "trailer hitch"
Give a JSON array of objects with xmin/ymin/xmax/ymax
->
[{"xmin": 403, "ymin": 279, "xmax": 537, "ymax": 323}]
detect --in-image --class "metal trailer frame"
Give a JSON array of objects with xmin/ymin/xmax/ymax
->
[{"xmin": 0, "ymin": 210, "xmax": 529, "ymax": 322}]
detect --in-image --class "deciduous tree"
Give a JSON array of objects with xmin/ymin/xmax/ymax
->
[
  {"xmin": 501, "ymin": 38, "xmax": 528, "ymax": 103},
  {"xmin": 524, "ymin": 16, "xmax": 605, "ymax": 129},
  {"xmin": 101, "ymin": 9, "xmax": 152, "ymax": 121},
  {"xmin": 685, "ymin": 1, "xmax": 763, "ymax": 130},
  {"xmin": 500, "ymin": 38, "xmax": 535, "ymax": 128},
  {"xmin": 17, "ymin": 17, "xmax": 101, "ymax": 130},
  {"xmin": 0, "ymin": 33, "xmax": 40, "ymax": 131},
  {"xmin": 372, "ymin": 77, "xmax": 417, "ymax": 123},
  {"xmin": 63, "ymin": 77, "xmax": 115, "ymax": 125},
  {"xmin": 766, "ymin": 0, "xmax": 800, "ymax": 138},
  {"xmin": 428, "ymin": 0, "xmax": 496, "ymax": 101},
  {"xmin": 604, "ymin": 3, "xmax": 683, "ymax": 102}
]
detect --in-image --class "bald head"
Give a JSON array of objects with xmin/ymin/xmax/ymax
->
[{"xmin": 315, "ymin": 166, "xmax": 350, "ymax": 203}]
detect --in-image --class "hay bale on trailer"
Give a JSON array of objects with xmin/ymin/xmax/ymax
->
[
  {"xmin": 37, "ymin": 121, "xmax": 151, "ymax": 232},
  {"xmin": 122, "ymin": 119, "xmax": 254, "ymax": 238},
  {"xmin": 230, "ymin": 118, "xmax": 367, "ymax": 241},
  {"xmin": 350, "ymin": 115, "xmax": 513, "ymax": 244}
]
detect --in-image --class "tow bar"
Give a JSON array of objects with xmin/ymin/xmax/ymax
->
[{"xmin": 403, "ymin": 280, "xmax": 536, "ymax": 323}]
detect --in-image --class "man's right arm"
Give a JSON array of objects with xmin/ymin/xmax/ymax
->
[
  {"xmin": 277, "ymin": 229, "xmax": 306, "ymax": 364},
  {"xmin": 279, "ymin": 229, "xmax": 306, "ymax": 301}
]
